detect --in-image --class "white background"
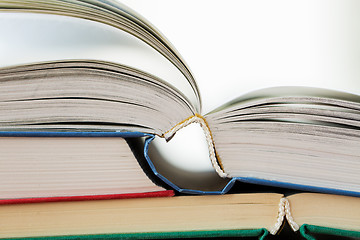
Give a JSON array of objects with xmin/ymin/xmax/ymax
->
[{"xmin": 122, "ymin": 0, "xmax": 360, "ymax": 114}]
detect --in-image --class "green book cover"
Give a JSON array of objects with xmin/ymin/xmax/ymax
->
[
  {"xmin": 299, "ymin": 224, "xmax": 360, "ymax": 240},
  {"xmin": 1, "ymin": 229, "xmax": 269, "ymax": 240}
]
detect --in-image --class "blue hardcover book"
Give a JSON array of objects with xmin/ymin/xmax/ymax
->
[
  {"xmin": 3, "ymin": 129, "xmax": 359, "ymax": 200},
  {"xmin": 1, "ymin": 0, "xmax": 360, "ymax": 199}
]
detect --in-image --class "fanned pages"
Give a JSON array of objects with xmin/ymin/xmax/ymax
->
[
  {"xmin": 204, "ymin": 87, "xmax": 360, "ymax": 194},
  {"xmin": 0, "ymin": 0, "xmax": 201, "ymax": 108},
  {"xmin": 0, "ymin": 61, "xmax": 194, "ymax": 134}
]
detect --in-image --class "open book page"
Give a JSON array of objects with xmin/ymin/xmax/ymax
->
[
  {"xmin": 206, "ymin": 86, "xmax": 360, "ymax": 116},
  {"xmin": 91, "ymin": 0, "xmax": 196, "ymax": 86},
  {"xmin": 0, "ymin": 61, "xmax": 195, "ymax": 134},
  {"xmin": 0, "ymin": 11, "xmax": 200, "ymax": 111},
  {"xmin": 203, "ymin": 87, "xmax": 360, "ymax": 193}
]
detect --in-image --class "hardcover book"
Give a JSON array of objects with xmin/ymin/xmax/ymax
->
[
  {"xmin": 1, "ymin": 193, "xmax": 359, "ymax": 239},
  {"xmin": 1, "ymin": 0, "xmax": 360, "ymax": 197}
]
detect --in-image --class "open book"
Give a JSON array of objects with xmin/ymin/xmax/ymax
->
[
  {"xmin": 1, "ymin": 193, "xmax": 360, "ymax": 239},
  {"xmin": 1, "ymin": 1, "xmax": 360, "ymax": 197}
]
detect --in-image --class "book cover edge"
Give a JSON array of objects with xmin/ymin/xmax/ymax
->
[
  {"xmin": 0, "ymin": 229, "xmax": 269, "ymax": 240},
  {"xmin": 299, "ymin": 224, "xmax": 360, "ymax": 240}
]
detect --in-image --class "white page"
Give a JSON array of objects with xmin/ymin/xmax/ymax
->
[{"xmin": 121, "ymin": 0, "xmax": 360, "ymax": 114}]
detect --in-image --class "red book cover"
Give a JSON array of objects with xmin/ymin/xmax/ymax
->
[{"xmin": 0, "ymin": 190, "xmax": 175, "ymax": 205}]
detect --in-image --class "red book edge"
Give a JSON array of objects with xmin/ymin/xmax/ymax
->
[{"xmin": 0, "ymin": 190, "xmax": 175, "ymax": 205}]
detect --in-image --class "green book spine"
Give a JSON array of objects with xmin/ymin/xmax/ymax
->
[
  {"xmin": 1, "ymin": 229, "xmax": 269, "ymax": 240},
  {"xmin": 300, "ymin": 224, "xmax": 360, "ymax": 240}
]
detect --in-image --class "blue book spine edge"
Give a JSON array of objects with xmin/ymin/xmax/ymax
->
[
  {"xmin": 2, "ymin": 131, "xmax": 359, "ymax": 197},
  {"xmin": 0, "ymin": 131, "xmax": 150, "ymax": 138}
]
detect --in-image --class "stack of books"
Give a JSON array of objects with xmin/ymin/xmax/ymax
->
[{"xmin": 1, "ymin": 1, "xmax": 359, "ymax": 239}]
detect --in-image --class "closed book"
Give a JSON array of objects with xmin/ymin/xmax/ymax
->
[{"xmin": 1, "ymin": 193, "xmax": 359, "ymax": 239}]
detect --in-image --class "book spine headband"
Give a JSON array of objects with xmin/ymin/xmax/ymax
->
[
  {"xmin": 163, "ymin": 114, "xmax": 228, "ymax": 178},
  {"xmin": 270, "ymin": 198, "xmax": 299, "ymax": 235}
]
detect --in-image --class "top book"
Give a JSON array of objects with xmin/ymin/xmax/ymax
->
[{"xmin": 0, "ymin": 0, "xmax": 359, "ymax": 196}]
